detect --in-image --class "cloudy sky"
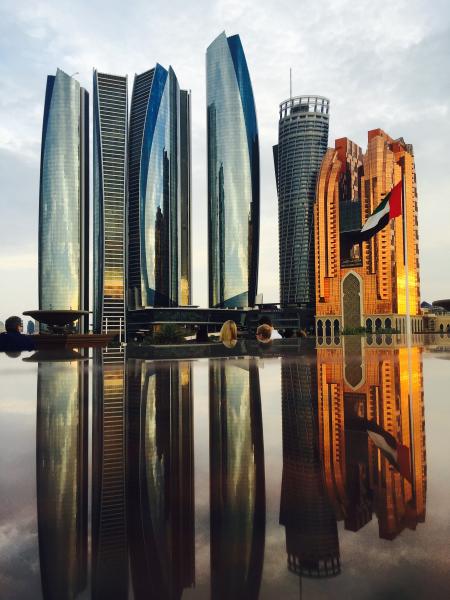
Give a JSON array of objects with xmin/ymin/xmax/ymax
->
[{"xmin": 1, "ymin": 0, "xmax": 449, "ymax": 322}]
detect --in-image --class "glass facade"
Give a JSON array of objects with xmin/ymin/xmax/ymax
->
[
  {"xmin": 92, "ymin": 348, "xmax": 128, "ymax": 597},
  {"xmin": 207, "ymin": 32, "xmax": 260, "ymax": 308},
  {"xmin": 209, "ymin": 359, "xmax": 265, "ymax": 597},
  {"xmin": 36, "ymin": 358, "xmax": 88, "ymax": 598},
  {"xmin": 274, "ymin": 95, "xmax": 329, "ymax": 308},
  {"xmin": 93, "ymin": 71, "xmax": 128, "ymax": 334},
  {"xmin": 128, "ymin": 66, "xmax": 191, "ymax": 309},
  {"xmin": 127, "ymin": 359, "xmax": 195, "ymax": 597},
  {"xmin": 39, "ymin": 69, "xmax": 89, "ymax": 331}
]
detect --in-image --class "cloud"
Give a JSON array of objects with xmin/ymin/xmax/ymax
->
[{"xmin": 0, "ymin": 0, "xmax": 449, "ymax": 310}]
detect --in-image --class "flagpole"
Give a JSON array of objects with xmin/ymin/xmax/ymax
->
[
  {"xmin": 402, "ymin": 163, "xmax": 416, "ymax": 498},
  {"xmin": 402, "ymin": 170, "xmax": 412, "ymax": 343}
]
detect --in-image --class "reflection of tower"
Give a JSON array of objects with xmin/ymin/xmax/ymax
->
[
  {"xmin": 92, "ymin": 348, "xmax": 128, "ymax": 598},
  {"xmin": 280, "ymin": 359, "xmax": 340, "ymax": 578},
  {"xmin": 317, "ymin": 342, "xmax": 427, "ymax": 540},
  {"xmin": 36, "ymin": 356, "xmax": 88, "ymax": 599},
  {"xmin": 127, "ymin": 360, "xmax": 195, "ymax": 599},
  {"xmin": 209, "ymin": 359, "xmax": 265, "ymax": 599}
]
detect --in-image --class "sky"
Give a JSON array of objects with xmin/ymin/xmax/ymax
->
[{"xmin": 1, "ymin": 0, "xmax": 450, "ymax": 323}]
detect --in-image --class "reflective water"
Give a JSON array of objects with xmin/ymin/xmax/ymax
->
[{"xmin": 1, "ymin": 337, "xmax": 450, "ymax": 599}]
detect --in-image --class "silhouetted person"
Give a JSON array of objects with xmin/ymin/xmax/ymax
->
[{"xmin": 0, "ymin": 316, "xmax": 36, "ymax": 352}]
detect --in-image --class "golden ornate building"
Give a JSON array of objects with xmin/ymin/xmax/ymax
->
[
  {"xmin": 315, "ymin": 130, "xmax": 422, "ymax": 335},
  {"xmin": 316, "ymin": 341, "xmax": 426, "ymax": 540}
]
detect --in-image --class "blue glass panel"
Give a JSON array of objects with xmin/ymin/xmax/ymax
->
[{"xmin": 207, "ymin": 32, "xmax": 260, "ymax": 308}]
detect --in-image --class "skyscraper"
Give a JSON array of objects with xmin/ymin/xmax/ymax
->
[
  {"xmin": 39, "ymin": 68, "xmax": 89, "ymax": 332},
  {"xmin": 274, "ymin": 95, "xmax": 330, "ymax": 308},
  {"xmin": 315, "ymin": 131, "xmax": 422, "ymax": 336},
  {"xmin": 93, "ymin": 71, "xmax": 128, "ymax": 334},
  {"xmin": 127, "ymin": 65, "xmax": 191, "ymax": 310},
  {"xmin": 207, "ymin": 32, "xmax": 260, "ymax": 308},
  {"xmin": 180, "ymin": 90, "xmax": 192, "ymax": 306}
]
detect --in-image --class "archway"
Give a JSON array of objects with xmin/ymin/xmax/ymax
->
[
  {"xmin": 333, "ymin": 319, "xmax": 340, "ymax": 336},
  {"xmin": 317, "ymin": 320, "xmax": 323, "ymax": 337},
  {"xmin": 342, "ymin": 273, "xmax": 362, "ymax": 331}
]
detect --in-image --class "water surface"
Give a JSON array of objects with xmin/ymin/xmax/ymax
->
[{"xmin": 1, "ymin": 337, "xmax": 449, "ymax": 599}]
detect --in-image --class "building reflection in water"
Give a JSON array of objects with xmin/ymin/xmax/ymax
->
[
  {"xmin": 316, "ymin": 339, "xmax": 426, "ymax": 540},
  {"xmin": 279, "ymin": 359, "xmax": 341, "ymax": 579},
  {"xmin": 127, "ymin": 359, "xmax": 195, "ymax": 599},
  {"xmin": 92, "ymin": 348, "xmax": 128, "ymax": 599},
  {"xmin": 209, "ymin": 358, "xmax": 265, "ymax": 599},
  {"xmin": 36, "ymin": 352, "xmax": 88, "ymax": 600}
]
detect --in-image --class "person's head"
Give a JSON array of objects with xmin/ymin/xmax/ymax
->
[
  {"xmin": 219, "ymin": 320, "xmax": 237, "ymax": 347},
  {"xmin": 256, "ymin": 324, "xmax": 272, "ymax": 344},
  {"xmin": 5, "ymin": 316, "xmax": 23, "ymax": 333},
  {"xmin": 257, "ymin": 315, "xmax": 273, "ymax": 327}
]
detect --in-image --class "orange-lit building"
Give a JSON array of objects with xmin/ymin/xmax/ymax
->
[
  {"xmin": 316, "ymin": 341, "xmax": 426, "ymax": 540},
  {"xmin": 315, "ymin": 130, "xmax": 422, "ymax": 335}
]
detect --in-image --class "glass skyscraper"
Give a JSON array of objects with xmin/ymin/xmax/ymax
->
[
  {"xmin": 39, "ymin": 68, "xmax": 89, "ymax": 331},
  {"xmin": 128, "ymin": 65, "xmax": 191, "ymax": 309},
  {"xmin": 207, "ymin": 32, "xmax": 260, "ymax": 308},
  {"xmin": 274, "ymin": 95, "xmax": 329, "ymax": 308},
  {"xmin": 93, "ymin": 70, "xmax": 128, "ymax": 334}
]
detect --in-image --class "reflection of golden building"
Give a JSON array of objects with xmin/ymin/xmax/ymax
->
[
  {"xmin": 209, "ymin": 358, "xmax": 265, "ymax": 599},
  {"xmin": 92, "ymin": 348, "xmax": 128, "ymax": 598},
  {"xmin": 315, "ymin": 130, "xmax": 422, "ymax": 336},
  {"xmin": 316, "ymin": 341, "xmax": 426, "ymax": 540},
  {"xmin": 36, "ymin": 356, "xmax": 88, "ymax": 600},
  {"xmin": 127, "ymin": 359, "xmax": 195, "ymax": 600}
]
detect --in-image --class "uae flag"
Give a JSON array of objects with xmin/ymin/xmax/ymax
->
[
  {"xmin": 359, "ymin": 180, "xmax": 402, "ymax": 241},
  {"xmin": 348, "ymin": 417, "xmax": 412, "ymax": 482}
]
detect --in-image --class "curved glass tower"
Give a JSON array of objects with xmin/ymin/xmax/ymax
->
[
  {"xmin": 39, "ymin": 69, "xmax": 89, "ymax": 331},
  {"xmin": 128, "ymin": 65, "xmax": 191, "ymax": 309},
  {"xmin": 93, "ymin": 71, "xmax": 128, "ymax": 334},
  {"xmin": 207, "ymin": 32, "xmax": 259, "ymax": 308},
  {"xmin": 274, "ymin": 95, "xmax": 329, "ymax": 308}
]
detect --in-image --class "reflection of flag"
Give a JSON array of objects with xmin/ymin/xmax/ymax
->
[
  {"xmin": 348, "ymin": 418, "xmax": 412, "ymax": 482},
  {"xmin": 359, "ymin": 181, "xmax": 402, "ymax": 241}
]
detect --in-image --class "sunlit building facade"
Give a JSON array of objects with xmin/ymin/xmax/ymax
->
[
  {"xmin": 315, "ymin": 130, "xmax": 422, "ymax": 336},
  {"xmin": 127, "ymin": 65, "xmax": 191, "ymax": 309},
  {"xmin": 274, "ymin": 96, "xmax": 330, "ymax": 308},
  {"xmin": 93, "ymin": 71, "xmax": 128, "ymax": 334},
  {"xmin": 316, "ymin": 340, "xmax": 426, "ymax": 539},
  {"xmin": 39, "ymin": 69, "xmax": 89, "ymax": 331},
  {"xmin": 207, "ymin": 32, "xmax": 260, "ymax": 308}
]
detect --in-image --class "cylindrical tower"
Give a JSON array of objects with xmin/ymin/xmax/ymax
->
[{"xmin": 274, "ymin": 95, "xmax": 330, "ymax": 308}]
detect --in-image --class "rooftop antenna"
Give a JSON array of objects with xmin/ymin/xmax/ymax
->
[{"xmin": 290, "ymin": 68, "xmax": 292, "ymax": 99}]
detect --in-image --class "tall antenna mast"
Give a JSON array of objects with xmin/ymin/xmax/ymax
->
[{"xmin": 290, "ymin": 67, "xmax": 292, "ymax": 98}]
